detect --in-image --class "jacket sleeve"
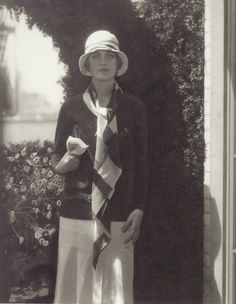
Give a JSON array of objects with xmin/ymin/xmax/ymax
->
[
  {"xmin": 51, "ymin": 102, "xmax": 80, "ymax": 175},
  {"xmin": 132, "ymin": 99, "xmax": 148, "ymax": 211}
]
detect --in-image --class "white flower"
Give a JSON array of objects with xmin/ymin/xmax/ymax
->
[
  {"xmin": 56, "ymin": 200, "xmax": 62, "ymax": 206},
  {"xmin": 30, "ymin": 152, "xmax": 37, "ymax": 159},
  {"xmin": 47, "ymin": 204, "xmax": 52, "ymax": 211},
  {"xmin": 48, "ymin": 227, "xmax": 56, "ymax": 236},
  {"xmin": 33, "ymin": 156, "xmax": 40, "ymax": 164},
  {"xmin": 21, "ymin": 147, "xmax": 27, "ymax": 156},
  {"xmin": 47, "ymin": 147, "xmax": 53, "ymax": 153},
  {"xmin": 38, "ymin": 227, "xmax": 43, "ymax": 234},
  {"xmin": 35, "ymin": 208, "xmax": 40, "ymax": 214},
  {"xmin": 19, "ymin": 236, "xmax": 24, "ymax": 245},
  {"xmin": 5, "ymin": 183, "xmax": 12, "ymax": 190},
  {"xmin": 23, "ymin": 166, "xmax": 30, "ymax": 173},
  {"xmin": 46, "ymin": 211, "xmax": 52, "ymax": 219},
  {"xmin": 35, "ymin": 231, "xmax": 42, "ymax": 239},
  {"xmin": 42, "ymin": 240, "xmax": 49, "ymax": 247},
  {"xmin": 9, "ymin": 177, "xmax": 14, "ymax": 183},
  {"xmin": 10, "ymin": 211, "xmax": 15, "ymax": 223},
  {"xmin": 15, "ymin": 153, "xmax": 20, "ymax": 159},
  {"xmin": 10, "ymin": 215, "xmax": 15, "ymax": 223}
]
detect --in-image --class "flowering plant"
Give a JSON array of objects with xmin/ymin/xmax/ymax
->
[{"xmin": 0, "ymin": 140, "xmax": 64, "ymax": 296}]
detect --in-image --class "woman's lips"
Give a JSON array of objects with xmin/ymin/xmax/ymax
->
[{"xmin": 98, "ymin": 68, "xmax": 109, "ymax": 72}]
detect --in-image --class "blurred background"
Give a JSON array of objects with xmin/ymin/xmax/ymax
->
[{"xmin": 0, "ymin": 7, "xmax": 65, "ymax": 144}]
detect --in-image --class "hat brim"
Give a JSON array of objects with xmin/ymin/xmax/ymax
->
[{"xmin": 79, "ymin": 47, "xmax": 128, "ymax": 77}]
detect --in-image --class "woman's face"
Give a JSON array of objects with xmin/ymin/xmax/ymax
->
[{"xmin": 87, "ymin": 50, "xmax": 120, "ymax": 81}]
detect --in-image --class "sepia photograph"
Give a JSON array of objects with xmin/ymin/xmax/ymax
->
[{"xmin": 0, "ymin": 0, "xmax": 232, "ymax": 303}]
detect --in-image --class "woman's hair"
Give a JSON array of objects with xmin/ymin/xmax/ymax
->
[
  {"xmin": 84, "ymin": 52, "xmax": 123, "ymax": 74},
  {"xmin": 116, "ymin": 55, "xmax": 123, "ymax": 71}
]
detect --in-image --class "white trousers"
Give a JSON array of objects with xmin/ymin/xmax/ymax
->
[{"xmin": 54, "ymin": 217, "xmax": 134, "ymax": 304}]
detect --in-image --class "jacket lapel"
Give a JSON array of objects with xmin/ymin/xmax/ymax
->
[
  {"xmin": 116, "ymin": 93, "xmax": 129, "ymax": 143},
  {"xmin": 74, "ymin": 99, "xmax": 97, "ymax": 159}
]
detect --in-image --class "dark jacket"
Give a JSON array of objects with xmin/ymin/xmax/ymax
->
[{"xmin": 51, "ymin": 91, "xmax": 148, "ymax": 221}]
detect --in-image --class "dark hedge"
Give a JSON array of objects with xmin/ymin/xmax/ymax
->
[{"xmin": 0, "ymin": 1, "xmax": 204, "ymax": 303}]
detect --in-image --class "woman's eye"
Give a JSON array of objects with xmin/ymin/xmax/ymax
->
[
  {"xmin": 90, "ymin": 52, "xmax": 116, "ymax": 61},
  {"xmin": 106, "ymin": 53, "xmax": 115, "ymax": 59},
  {"xmin": 90, "ymin": 53, "xmax": 100, "ymax": 59}
]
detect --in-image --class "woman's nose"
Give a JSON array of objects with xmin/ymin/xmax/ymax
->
[{"xmin": 100, "ymin": 53, "xmax": 107, "ymax": 64}]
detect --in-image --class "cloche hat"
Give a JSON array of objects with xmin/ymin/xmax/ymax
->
[{"xmin": 79, "ymin": 30, "xmax": 128, "ymax": 77}]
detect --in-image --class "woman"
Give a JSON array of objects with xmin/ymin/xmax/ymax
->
[{"xmin": 52, "ymin": 30, "xmax": 148, "ymax": 304}]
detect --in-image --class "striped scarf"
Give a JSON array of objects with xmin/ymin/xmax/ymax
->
[{"xmin": 83, "ymin": 82, "xmax": 122, "ymax": 268}]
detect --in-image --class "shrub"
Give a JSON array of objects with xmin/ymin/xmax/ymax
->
[{"xmin": 0, "ymin": 140, "xmax": 63, "ymax": 301}]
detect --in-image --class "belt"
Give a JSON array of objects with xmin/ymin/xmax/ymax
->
[
  {"xmin": 76, "ymin": 192, "xmax": 92, "ymax": 203},
  {"xmin": 62, "ymin": 190, "xmax": 92, "ymax": 204}
]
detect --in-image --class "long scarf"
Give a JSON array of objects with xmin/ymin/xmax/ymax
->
[{"xmin": 83, "ymin": 82, "xmax": 122, "ymax": 268}]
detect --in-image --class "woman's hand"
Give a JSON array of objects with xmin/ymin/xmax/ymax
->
[{"xmin": 122, "ymin": 209, "xmax": 144, "ymax": 244}]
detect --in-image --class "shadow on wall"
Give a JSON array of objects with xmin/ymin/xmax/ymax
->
[
  {"xmin": 204, "ymin": 185, "xmax": 221, "ymax": 304},
  {"xmin": 210, "ymin": 198, "xmax": 221, "ymax": 303},
  {"xmin": 134, "ymin": 146, "xmax": 204, "ymax": 304}
]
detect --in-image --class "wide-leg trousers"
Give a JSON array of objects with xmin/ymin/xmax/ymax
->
[{"xmin": 53, "ymin": 216, "xmax": 134, "ymax": 304}]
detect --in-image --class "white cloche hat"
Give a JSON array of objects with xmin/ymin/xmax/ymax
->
[{"xmin": 79, "ymin": 30, "xmax": 128, "ymax": 77}]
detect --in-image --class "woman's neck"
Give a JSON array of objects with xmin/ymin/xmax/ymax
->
[{"xmin": 92, "ymin": 79, "xmax": 115, "ymax": 107}]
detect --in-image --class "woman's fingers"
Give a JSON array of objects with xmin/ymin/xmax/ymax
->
[
  {"xmin": 122, "ymin": 215, "xmax": 132, "ymax": 233},
  {"xmin": 122, "ymin": 209, "xmax": 143, "ymax": 244}
]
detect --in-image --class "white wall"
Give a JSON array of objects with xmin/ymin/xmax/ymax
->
[{"xmin": 204, "ymin": 0, "xmax": 225, "ymax": 303}]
